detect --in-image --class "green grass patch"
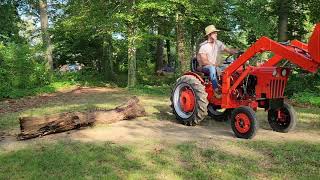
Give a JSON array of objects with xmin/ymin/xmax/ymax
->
[
  {"xmin": 2, "ymin": 140, "xmax": 319, "ymax": 179},
  {"xmin": 0, "ymin": 81, "xmax": 76, "ymax": 100},
  {"xmin": 128, "ymin": 85, "xmax": 170, "ymax": 97},
  {"xmin": 239, "ymin": 140, "xmax": 320, "ymax": 179},
  {"xmin": 1, "ymin": 85, "xmax": 319, "ymax": 179},
  {"xmin": 0, "ymin": 113, "xmax": 20, "ymax": 131},
  {"xmin": 0, "ymin": 141, "xmax": 143, "ymax": 179},
  {"xmin": 291, "ymin": 91, "xmax": 320, "ymax": 107}
]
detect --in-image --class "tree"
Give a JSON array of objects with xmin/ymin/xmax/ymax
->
[
  {"xmin": 0, "ymin": 1, "xmax": 21, "ymax": 43},
  {"xmin": 155, "ymin": 23, "xmax": 164, "ymax": 72},
  {"xmin": 127, "ymin": 0, "xmax": 137, "ymax": 87},
  {"xmin": 39, "ymin": 0, "xmax": 53, "ymax": 70},
  {"xmin": 176, "ymin": 11, "xmax": 187, "ymax": 73}
]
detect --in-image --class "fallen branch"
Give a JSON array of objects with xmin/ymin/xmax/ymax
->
[{"xmin": 18, "ymin": 96, "xmax": 146, "ymax": 140}]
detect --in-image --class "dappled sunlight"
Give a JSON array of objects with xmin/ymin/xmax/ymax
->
[
  {"xmin": 70, "ymin": 87, "xmax": 124, "ymax": 94},
  {"xmin": 21, "ymin": 104, "xmax": 89, "ymax": 117},
  {"xmin": 298, "ymin": 112, "xmax": 320, "ymax": 120},
  {"xmin": 139, "ymin": 96, "xmax": 170, "ymax": 105},
  {"xmin": 1, "ymin": 86, "xmax": 320, "ymax": 179},
  {"xmin": 0, "ymin": 113, "xmax": 21, "ymax": 132}
]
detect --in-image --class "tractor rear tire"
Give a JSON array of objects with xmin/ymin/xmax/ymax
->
[
  {"xmin": 230, "ymin": 106, "xmax": 258, "ymax": 139},
  {"xmin": 268, "ymin": 102, "xmax": 296, "ymax": 133},
  {"xmin": 170, "ymin": 75, "xmax": 208, "ymax": 126}
]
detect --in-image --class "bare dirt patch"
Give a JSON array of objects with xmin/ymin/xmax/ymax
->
[
  {"xmin": 0, "ymin": 87, "xmax": 123, "ymax": 114},
  {"xmin": 1, "ymin": 87, "xmax": 320, "ymax": 155}
]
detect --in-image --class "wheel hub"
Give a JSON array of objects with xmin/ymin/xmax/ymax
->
[
  {"xmin": 180, "ymin": 88, "xmax": 195, "ymax": 113},
  {"xmin": 277, "ymin": 110, "xmax": 288, "ymax": 123},
  {"xmin": 235, "ymin": 113, "xmax": 251, "ymax": 133}
]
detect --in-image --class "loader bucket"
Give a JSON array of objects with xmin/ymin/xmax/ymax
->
[{"xmin": 308, "ymin": 23, "xmax": 320, "ymax": 64}]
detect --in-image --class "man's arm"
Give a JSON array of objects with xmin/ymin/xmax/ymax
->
[
  {"xmin": 198, "ymin": 53, "xmax": 218, "ymax": 66},
  {"xmin": 224, "ymin": 47, "xmax": 239, "ymax": 55}
]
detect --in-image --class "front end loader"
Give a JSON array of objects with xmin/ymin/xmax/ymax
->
[{"xmin": 171, "ymin": 23, "xmax": 320, "ymax": 139}]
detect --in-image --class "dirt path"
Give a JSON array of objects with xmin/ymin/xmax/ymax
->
[{"xmin": 1, "ymin": 87, "xmax": 320, "ymax": 153}]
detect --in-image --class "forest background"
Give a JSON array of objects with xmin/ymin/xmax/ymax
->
[{"xmin": 0, "ymin": 0, "xmax": 319, "ymax": 106}]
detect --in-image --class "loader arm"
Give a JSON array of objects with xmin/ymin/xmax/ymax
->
[
  {"xmin": 221, "ymin": 23, "xmax": 320, "ymax": 108},
  {"xmin": 262, "ymin": 24, "xmax": 320, "ymax": 69},
  {"xmin": 261, "ymin": 40, "xmax": 309, "ymax": 67}
]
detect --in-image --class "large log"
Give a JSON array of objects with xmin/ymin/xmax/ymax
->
[{"xmin": 18, "ymin": 96, "xmax": 146, "ymax": 140}]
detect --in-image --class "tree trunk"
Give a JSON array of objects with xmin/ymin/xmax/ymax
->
[
  {"xmin": 18, "ymin": 97, "xmax": 146, "ymax": 140},
  {"xmin": 191, "ymin": 31, "xmax": 196, "ymax": 56},
  {"xmin": 278, "ymin": 0, "xmax": 289, "ymax": 42},
  {"xmin": 156, "ymin": 25, "xmax": 164, "ymax": 72},
  {"xmin": 127, "ymin": 25, "xmax": 137, "ymax": 87},
  {"xmin": 166, "ymin": 39, "xmax": 175, "ymax": 68},
  {"xmin": 127, "ymin": 0, "xmax": 137, "ymax": 87},
  {"xmin": 39, "ymin": 0, "xmax": 53, "ymax": 70},
  {"xmin": 102, "ymin": 34, "xmax": 114, "ymax": 80},
  {"xmin": 176, "ymin": 12, "xmax": 186, "ymax": 73}
]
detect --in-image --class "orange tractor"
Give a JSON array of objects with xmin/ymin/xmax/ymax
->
[{"xmin": 171, "ymin": 23, "xmax": 320, "ymax": 139}]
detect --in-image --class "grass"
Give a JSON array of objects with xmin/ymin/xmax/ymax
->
[
  {"xmin": 0, "ymin": 113, "xmax": 20, "ymax": 132},
  {"xmin": 239, "ymin": 141, "xmax": 320, "ymax": 179},
  {"xmin": 1, "ymin": 140, "xmax": 319, "ymax": 179},
  {"xmin": 128, "ymin": 85, "xmax": 172, "ymax": 97},
  {"xmin": 1, "ymin": 86, "xmax": 320, "ymax": 179}
]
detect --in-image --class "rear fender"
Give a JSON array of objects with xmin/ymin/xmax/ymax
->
[{"xmin": 184, "ymin": 72, "xmax": 205, "ymax": 84}]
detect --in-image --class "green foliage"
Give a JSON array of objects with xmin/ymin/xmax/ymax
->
[
  {"xmin": 53, "ymin": 70, "xmax": 121, "ymax": 87},
  {"xmin": 0, "ymin": 0, "xmax": 319, "ymax": 100},
  {"xmin": 0, "ymin": 1, "xmax": 22, "ymax": 43},
  {"xmin": 286, "ymin": 70, "xmax": 320, "ymax": 96},
  {"xmin": 285, "ymin": 70, "xmax": 320, "ymax": 106},
  {"xmin": 292, "ymin": 92, "xmax": 320, "ymax": 107},
  {"xmin": 0, "ymin": 43, "xmax": 51, "ymax": 99}
]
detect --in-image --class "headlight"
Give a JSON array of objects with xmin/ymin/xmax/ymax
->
[
  {"xmin": 272, "ymin": 69, "xmax": 277, "ymax": 76},
  {"xmin": 281, "ymin": 69, "xmax": 287, "ymax": 76}
]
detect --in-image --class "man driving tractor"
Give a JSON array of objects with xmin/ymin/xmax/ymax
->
[
  {"xmin": 171, "ymin": 22, "xmax": 320, "ymax": 139},
  {"xmin": 198, "ymin": 25, "xmax": 238, "ymax": 98}
]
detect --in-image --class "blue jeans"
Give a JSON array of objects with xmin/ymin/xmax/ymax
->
[{"xmin": 202, "ymin": 65, "xmax": 219, "ymax": 90}]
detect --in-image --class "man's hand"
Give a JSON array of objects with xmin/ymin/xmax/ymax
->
[{"xmin": 225, "ymin": 47, "xmax": 239, "ymax": 55}]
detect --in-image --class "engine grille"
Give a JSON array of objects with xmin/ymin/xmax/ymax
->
[{"xmin": 269, "ymin": 79, "xmax": 286, "ymax": 98}]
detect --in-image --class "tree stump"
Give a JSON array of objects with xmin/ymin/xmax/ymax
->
[{"xmin": 18, "ymin": 96, "xmax": 146, "ymax": 140}]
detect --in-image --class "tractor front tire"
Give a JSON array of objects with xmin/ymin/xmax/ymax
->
[
  {"xmin": 268, "ymin": 102, "xmax": 296, "ymax": 133},
  {"xmin": 171, "ymin": 75, "xmax": 208, "ymax": 126},
  {"xmin": 230, "ymin": 106, "xmax": 258, "ymax": 139}
]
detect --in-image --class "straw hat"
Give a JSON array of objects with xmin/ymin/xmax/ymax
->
[{"xmin": 205, "ymin": 25, "xmax": 220, "ymax": 36}]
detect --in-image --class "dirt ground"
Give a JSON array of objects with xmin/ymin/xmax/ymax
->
[{"xmin": 1, "ymin": 87, "xmax": 320, "ymax": 153}]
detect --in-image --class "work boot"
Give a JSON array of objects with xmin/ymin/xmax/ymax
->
[{"xmin": 214, "ymin": 88, "xmax": 222, "ymax": 99}]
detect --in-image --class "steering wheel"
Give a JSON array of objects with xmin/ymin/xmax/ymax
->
[{"xmin": 224, "ymin": 50, "xmax": 244, "ymax": 65}]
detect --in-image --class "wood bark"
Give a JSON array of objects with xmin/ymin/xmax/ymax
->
[
  {"xmin": 176, "ymin": 12, "xmax": 186, "ymax": 73},
  {"xmin": 18, "ymin": 97, "xmax": 146, "ymax": 140},
  {"xmin": 102, "ymin": 34, "xmax": 114, "ymax": 80},
  {"xmin": 278, "ymin": 0, "xmax": 289, "ymax": 42},
  {"xmin": 166, "ymin": 39, "xmax": 173, "ymax": 67},
  {"xmin": 39, "ymin": 0, "xmax": 53, "ymax": 70},
  {"xmin": 156, "ymin": 25, "xmax": 164, "ymax": 72},
  {"xmin": 127, "ymin": 0, "xmax": 137, "ymax": 87}
]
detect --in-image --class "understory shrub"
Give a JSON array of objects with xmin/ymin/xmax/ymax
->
[{"xmin": 0, "ymin": 43, "xmax": 50, "ymax": 99}]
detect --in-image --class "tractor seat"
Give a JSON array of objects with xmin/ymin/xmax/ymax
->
[
  {"xmin": 190, "ymin": 57, "xmax": 223, "ymax": 81},
  {"xmin": 190, "ymin": 57, "xmax": 210, "ymax": 76}
]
